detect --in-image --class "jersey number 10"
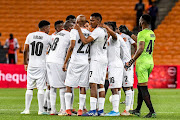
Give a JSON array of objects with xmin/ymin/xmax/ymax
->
[{"xmin": 30, "ymin": 41, "xmax": 43, "ymax": 56}]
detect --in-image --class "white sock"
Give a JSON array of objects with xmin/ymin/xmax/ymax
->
[
  {"xmin": 79, "ymin": 94, "xmax": 86, "ymax": 110},
  {"xmin": 46, "ymin": 89, "xmax": 51, "ymax": 109},
  {"xmin": 130, "ymin": 90, "xmax": 134, "ymax": 110},
  {"xmin": 25, "ymin": 90, "xmax": 33, "ymax": 111},
  {"xmin": 50, "ymin": 88, "xmax": 57, "ymax": 112},
  {"xmin": 98, "ymin": 97, "xmax": 105, "ymax": 110},
  {"xmin": 65, "ymin": 93, "xmax": 72, "ymax": 110},
  {"xmin": 71, "ymin": 88, "xmax": 74, "ymax": 109},
  {"xmin": 43, "ymin": 89, "xmax": 47, "ymax": 108},
  {"xmin": 90, "ymin": 97, "xmax": 97, "ymax": 110},
  {"xmin": 125, "ymin": 90, "xmax": 132, "ymax": 111},
  {"xmin": 37, "ymin": 89, "xmax": 44, "ymax": 112},
  {"xmin": 112, "ymin": 94, "xmax": 119, "ymax": 112},
  {"xmin": 59, "ymin": 88, "xmax": 66, "ymax": 111},
  {"xmin": 118, "ymin": 90, "xmax": 121, "ymax": 101}
]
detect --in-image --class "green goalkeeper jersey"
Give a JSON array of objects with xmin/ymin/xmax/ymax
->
[{"xmin": 136, "ymin": 28, "xmax": 155, "ymax": 65}]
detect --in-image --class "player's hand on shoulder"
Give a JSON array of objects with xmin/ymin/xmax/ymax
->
[
  {"xmin": 24, "ymin": 65, "xmax": 28, "ymax": 71},
  {"xmin": 119, "ymin": 25, "xmax": 132, "ymax": 37},
  {"xmin": 62, "ymin": 63, "xmax": 67, "ymax": 72},
  {"xmin": 74, "ymin": 23, "xmax": 80, "ymax": 30},
  {"xmin": 98, "ymin": 23, "xmax": 107, "ymax": 29}
]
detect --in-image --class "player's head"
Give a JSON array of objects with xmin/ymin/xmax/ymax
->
[
  {"xmin": 66, "ymin": 15, "xmax": 76, "ymax": 24},
  {"xmin": 54, "ymin": 20, "xmax": 64, "ymax": 32},
  {"xmin": 105, "ymin": 22, "xmax": 116, "ymax": 31},
  {"xmin": 139, "ymin": 0, "xmax": 142, "ymax": 3},
  {"xmin": 115, "ymin": 27, "xmax": 120, "ymax": 34},
  {"xmin": 139, "ymin": 14, "xmax": 151, "ymax": 28},
  {"xmin": 64, "ymin": 20, "xmax": 74, "ymax": 32},
  {"xmin": 84, "ymin": 20, "xmax": 90, "ymax": 30},
  {"xmin": 9, "ymin": 33, "xmax": 13, "ymax": 39},
  {"xmin": 38, "ymin": 20, "xmax": 50, "ymax": 34},
  {"xmin": 90, "ymin": 13, "xmax": 102, "ymax": 28},
  {"xmin": 76, "ymin": 15, "xmax": 86, "ymax": 27}
]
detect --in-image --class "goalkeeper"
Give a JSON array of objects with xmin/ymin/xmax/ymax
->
[{"xmin": 119, "ymin": 14, "xmax": 156, "ymax": 118}]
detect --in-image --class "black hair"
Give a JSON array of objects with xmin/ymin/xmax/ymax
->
[
  {"xmin": 91, "ymin": 13, "xmax": 102, "ymax": 22},
  {"xmin": 54, "ymin": 20, "xmax": 64, "ymax": 27},
  {"xmin": 66, "ymin": 15, "xmax": 76, "ymax": 21},
  {"xmin": 38, "ymin": 20, "xmax": 50, "ymax": 28},
  {"xmin": 86, "ymin": 20, "xmax": 89, "ymax": 23},
  {"xmin": 64, "ymin": 20, "xmax": 73, "ymax": 30},
  {"xmin": 10, "ymin": 33, "xmax": 13, "ymax": 39},
  {"xmin": 142, "ymin": 14, "xmax": 151, "ymax": 25},
  {"xmin": 104, "ymin": 21, "xmax": 116, "ymax": 31},
  {"xmin": 0, "ymin": 33, "xmax": 1, "ymax": 37}
]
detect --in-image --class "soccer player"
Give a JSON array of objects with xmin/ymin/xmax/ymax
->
[
  {"xmin": 21, "ymin": 20, "xmax": 51, "ymax": 115},
  {"xmin": 103, "ymin": 22, "xmax": 131, "ymax": 116},
  {"xmin": 119, "ymin": 26, "xmax": 137, "ymax": 116},
  {"xmin": 66, "ymin": 15, "xmax": 76, "ymax": 24},
  {"xmin": 43, "ymin": 20, "xmax": 64, "ymax": 113},
  {"xmin": 62, "ymin": 15, "xmax": 90, "ymax": 116},
  {"xmin": 123, "ymin": 14, "xmax": 156, "ymax": 118},
  {"xmin": 75, "ymin": 13, "xmax": 112, "ymax": 116},
  {"xmin": 46, "ymin": 20, "xmax": 74, "ymax": 115}
]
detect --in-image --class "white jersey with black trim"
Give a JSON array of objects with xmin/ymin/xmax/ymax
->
[
  {"xmin": 70, "ymin": 28, "xmax": 90, "ymax": 65},
  {"xmin": 46, "ymin": 30, "xmax": 70, "ymax": 64},
  {"xmin": 90, "ymin": 27, "xmax": 108, "ymax": 63},
  {"xmin": 25, "ymin": 31, "xmax": 52, "ymax": 68}
]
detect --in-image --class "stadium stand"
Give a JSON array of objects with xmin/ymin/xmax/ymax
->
[
  {"xmin": 154, "ymin": 0, "xmax": 180, "ymax": 65},
  {"xmin": 0, "ymin": 0, "xmax": 170, "ymax": 65}
]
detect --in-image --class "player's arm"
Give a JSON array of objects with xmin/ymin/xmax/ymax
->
[
  {"xmin": 132, "ymin": 43, "xmax": 137, "ymax": 52},
  {"xmin": 74, "ymin": 24, "xmax": 94, "ymax": 44},
  {"xmin": 119, "ymin": 25, "xmax": 137, "ymax": 42},
  {"xmin": 63, "ymin": 40, "xmax": 75, "ymax": 71},
  {"xmin": 124, "ymin": 41, "xmax": 145, "ymax": 71},
  {"xmin": 23, "ymin": 44, "xmax": 29, "ymax": 71},
  {"xmin": 101, "ymin": 24, "xmax": 117, "ymax": 40}
]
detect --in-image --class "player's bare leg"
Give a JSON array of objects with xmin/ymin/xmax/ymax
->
[
  {"xmin": 21, "ymin": 89, "xmax": 33, "ymax": 114},
  {"xmin": 121, "ymin": 87, "xmax": 132, "ymax": 116}
]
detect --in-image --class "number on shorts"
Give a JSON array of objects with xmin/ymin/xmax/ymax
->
[
  {"xmin": 109, "ymin": 77, "xmax": 114, "ymax": 83},
  {"xmin": 124, "ymin": 76, "xmax": 128, "ymax": 82},
  {"xmin": 89, "ymin": 71, "xmax": 93, "ymax": 77}
]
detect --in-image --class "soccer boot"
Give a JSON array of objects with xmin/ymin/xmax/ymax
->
[
  {"xmin": 38, "ymin": 111, "xmax": 49, "ymax": 115},
  {"xmin": 144, "ymin": 112, "xmax": 156, "ymax": 118},
  {"xmin": 82, "ymin": 110, "xmax": 97, "ymax": 116},
  {"xmin": 105, "ymin": 110, "xmax": 120, "ymax": 116},
  {"xmin": 121, "ymin": 110, "xmax": 131, "ymax": 116},
  {"xmin": 71, "ymin": 109, "xmax": 77, "ymax": 115},
  {"xmin": 77, "ymin": 109, "xmax": 83, "ymax": 116},
  {"xmin": 129, "ymin": 109, "xmax": 140, "ymax": 116},
  {"xmin": 65, "ymin": 109, "xmax": 72, "ymax": 116},
  {"xmin": 58, "ymin": 109, "xmax": 66, "ymax": 116},
  {"xmin": 21, "ymin": 110, "xmax": 30, "ymax": 115},
  {"xmin": 98, "ymin": 109, "xmax": 105, "ymax": 116}
]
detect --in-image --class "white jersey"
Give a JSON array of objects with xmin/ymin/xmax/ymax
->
[
  {"xmin": 25, "ymin": 31, "xmax": 52, "ymax": 68},
  {"xmin": 120, "ymin": 33, "xmax": 135, "ymax": 59},
  {"xmin": 70, "ymin": 28, "xmax": 90, "ymax": 65},
  {"xmin": 107, "ymin": 34, "xmax": 123, "ymax": 67},
  {"xmin": 46, "ymin": 30, "xmax": 70, "ymax": 64},
  {"xmin": 90, "ymin": 27, "xmax": 108, "ymax": 63}
]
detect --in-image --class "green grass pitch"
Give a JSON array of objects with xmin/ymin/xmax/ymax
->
[{"xmin": 0, "ymin": 88, "xmax": 180, "ymax": 120}]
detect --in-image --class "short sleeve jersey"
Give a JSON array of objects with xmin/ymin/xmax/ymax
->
[
  {"xmin": 136, "ymin": 29, "xmax": 155, "ymax": 65},
  {"xmin": 70, "ymin": 28, "xmax": 90, "ymax": 65},
  {"xmin": 90, "ymin": 27, "xmax": 108, "ymax": 63},
  {"xmin": 25, "ymin": 31, "xmax": 52, "ymax": 67},
  {"xmin": 46, "ymin": 30, "xmax": 70, "ymax": 64}
]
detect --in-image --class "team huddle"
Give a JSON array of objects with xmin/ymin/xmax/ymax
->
[{"xmin": 21, "ymin": 13, "xmax": 156, "ymax": 118}]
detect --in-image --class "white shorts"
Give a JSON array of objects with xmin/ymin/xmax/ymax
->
[
  {"xmin": 108, "ymin": 67, "xmax": 123, "ymax": 89},
  {"xmin": 89, "ymin": 61, "xmax": 107, "ymax": 85},
  {"xmin": 123, "ymin": 65, "xmax": 134, "ymax": 87},
  {"xmin": 65, "ymin": 62, "xmax": 89, "ymax": 88},
  {"xmin": 27, "ymin": 67, "xmax": 46, "ymax": 90},
  {"xmin": 46, "ymin": 62, "xmax": 66, "ymax": 88}
]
